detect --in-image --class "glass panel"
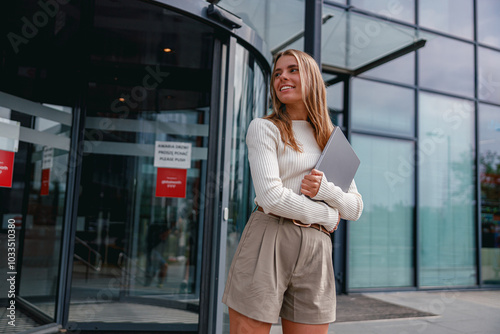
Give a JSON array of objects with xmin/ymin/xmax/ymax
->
[
  {"xmin": 479, "ymin": 103, "xmax": 500, "ymax": 285},
  {"xmin": 419, "ymin": 92, "xmax": 475, "ymax": 287},
  {"xmin": 477, "ymin": 0, "xmax": 500, "ymax": 49},
  {"xmin": 360, "ymin": 51, "xmax": 415, "ymax": 85},
  {"xmin": 352, "ymin": 79, "xmax": 414, "ymax": 136},
  {"xmin": 326, "ymin": 81, "xmax": 344, "ymax": 127},
  {"xmin": 322, "ymin": 6, "xmax": 424, "ymax": 71},
  {"xmin": 349, "ymin": 134, "xmax": 414, "ymax": 288},
  {"xmin": 322, "ymin": 5, "xmax": 348, "ymax": 68},
  {"xmin": 326, "ymin": 80, "xmax": 342, "ymax": 111},
  {"xmin": 219, "ymin": 0, "xmax": 305, "ymax": 53},
  {"xmin": 419, "ymin": 0, "xmax": 473, "ymax": 40},
  {"xmin": 0, "ymin": 96, "xmax": 72, "ymax": 320},
  {"xmin": 68, "ymin": 0, "xmax": 213, "ymax": 328},
  {"xmin": 351, "ymin": 0, "xmax": 415, "ymax": 23},
  {"xmin": 419, "ymin": 34, "xmax": 474, "ymax": 97},
  {"xmin": 0, "ymin": 0, "xmax": 80, "ymax": 322},
  {"xmin": 322, "ymin": 73, "xmax": 338, "ymax": 83},
  {"xmin": 19, "ymin": 105, "xmax": 72, "ymax": 318},
  {"xmin": 479, "ymin": 47, "xmax": 500, "ymax": 105},
  {"xmin": 222, "ymin": 44, "xmax": 267, "ymax": 334}
]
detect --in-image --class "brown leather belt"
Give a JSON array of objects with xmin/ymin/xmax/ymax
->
[{"xmin": 256, "ymin": 206, "xmax": 331, "ymax": 236}]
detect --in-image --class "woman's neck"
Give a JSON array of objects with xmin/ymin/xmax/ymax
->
[{"xmin": 285, "ymin": 103, "xmax": 308, "ymax": 120}]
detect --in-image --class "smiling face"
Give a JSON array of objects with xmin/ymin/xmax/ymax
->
[{"xmin": 273, "ymin": 55, "xmax": 304, "ymax": 108}]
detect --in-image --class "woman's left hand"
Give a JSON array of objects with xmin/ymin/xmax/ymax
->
[{"xmin": 301, "ymin": 169, "xmax": 323, "ymax": 197}]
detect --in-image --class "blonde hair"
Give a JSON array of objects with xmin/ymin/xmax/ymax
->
[{"xmin": 265, "ymin": 49, "xmax": 334, "ymax": 152}]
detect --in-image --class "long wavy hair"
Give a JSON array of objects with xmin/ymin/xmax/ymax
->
[{"xmin": 265, "ymin": 49, "xmax": 334, "ymax": 152}]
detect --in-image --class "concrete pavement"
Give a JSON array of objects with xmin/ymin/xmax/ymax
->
[{"xmin": 271, "ymin": 290, "xmax": 500, "ymax": 334}]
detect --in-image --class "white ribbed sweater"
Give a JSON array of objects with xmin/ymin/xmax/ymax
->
[{"xmin": 247, "ymin": 118, "xmax": 363, "ymax": 232}]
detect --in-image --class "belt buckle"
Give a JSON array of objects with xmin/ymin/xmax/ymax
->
[{"xmin": 292, "ymin": 219, "xmax": 311, "ymax": 228}]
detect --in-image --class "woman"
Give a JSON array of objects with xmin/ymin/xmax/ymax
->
[{"xmin": 222, "ymin": 49, "xmax": 363, "ymax": 334}]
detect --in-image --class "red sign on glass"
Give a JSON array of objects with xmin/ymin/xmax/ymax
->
[
  {"xmin": 0, "ymin": 150, "xmax": 15, "ymax": 188},
  {"xmin": 156, "ymin": 168, "xmax": 187, "ymax": 198},
  {"xmin": 41, "ymin": 168, "xmax": 50, "ymax": 196}
]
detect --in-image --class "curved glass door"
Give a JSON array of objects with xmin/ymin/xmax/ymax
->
[{"xmin": 68, "ymin": 0, "xmax": 214, "ymax": 330}]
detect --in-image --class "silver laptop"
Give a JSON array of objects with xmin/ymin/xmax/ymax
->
[{"xmin": 314, "ymin": 127, "xmax": 360, "ymax": 192}]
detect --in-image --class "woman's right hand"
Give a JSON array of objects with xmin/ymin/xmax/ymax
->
[{"xmin": 301, "ymin": 169, "xmax": 323, "ymax": 197}]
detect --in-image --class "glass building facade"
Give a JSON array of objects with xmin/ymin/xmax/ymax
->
[{"xmin": 0, "ymin": 1, "xmax": 499, "ymax": 333}]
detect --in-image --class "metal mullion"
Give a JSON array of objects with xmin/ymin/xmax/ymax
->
[
  {"xmin": 414, "ymin": 0, "xmax": 418, "ymax": 26},
  {"xmin": 56, "ymin": 92, "xmax": 86, "ymax": 327},
  {"xmin": 211, "ymin": 36, "xmax": 236, "ymax": 334},
  {"xmin": 414, "ymin": 64, "xmax": 420, "ymax": 290},
  {"xmin": 305, "ymin": 0, "xmax": 323, "ymax": 67},
  {"xmin": 473, "ymin": 0, "xmax": 482, "ymax": 288},
  {"xmin": 473, "ymin": 1, "xmax": 500, "ymax": 289},
  {"xmin": 476, "ymin": 42, "xmax": 500, "ymax": 53},
  {"xmin": 414, "ymin": 0, "xmax": 420, "ymax": 289},
  {"xmin": 477, "ymin": 99, "xmax": 500, "ymax": 108},
  {"xmin": 199, "ymin": 36, "xmax": 225, "ymax": 334},
  {"xmin": 342, "ymin": 75, "xmax": 351, "ymax": 294}
]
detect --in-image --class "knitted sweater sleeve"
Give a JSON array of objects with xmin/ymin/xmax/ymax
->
[
  {"xmin": 246, "ymin": 119, "xmax": 339, "ymax": 231},
  {"xmin": 312, "ymin": 177, "xmax": 364, "ymax": 221}
]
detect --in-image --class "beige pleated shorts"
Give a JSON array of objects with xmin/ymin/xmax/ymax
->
[{"xmin": 222, "ymin": 210, "xmax": 336, "ymax": 324}]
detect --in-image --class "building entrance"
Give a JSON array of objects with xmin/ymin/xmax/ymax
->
[{"xmin": 65, "ymin": 0, "xmax": 216, "ymax": 330}]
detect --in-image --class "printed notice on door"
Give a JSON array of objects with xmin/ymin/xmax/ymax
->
[
  {"xmin": 156, "ymin": 168, "xmax": 187, "ymax": 198},
  {"xmin": 0, "ymin": 118, "xmax": 20, "ymax": 153},
  {"xmin": 0, "ymin": 150, "xmax": 15, "ymax": 188},
  {"xmin": 154, "ymin": 141, "xmax": 192, "ymax": 169}
]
